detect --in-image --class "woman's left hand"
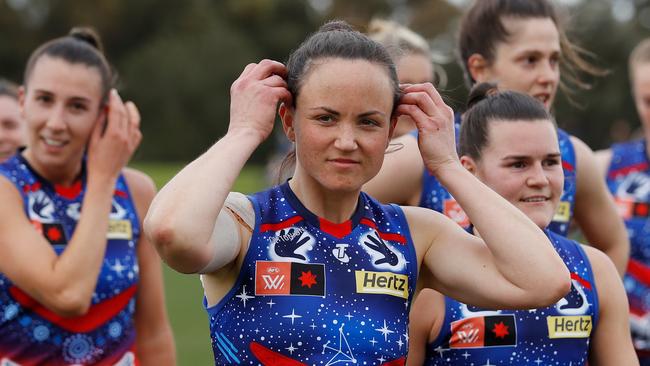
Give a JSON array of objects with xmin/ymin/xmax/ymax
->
[{"xmin": 396, "ymin": 83, "xmax": 458, "ymax": 176}]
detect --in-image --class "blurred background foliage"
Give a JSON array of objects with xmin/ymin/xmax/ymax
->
[{"xmin": 2, "ymin": 0, "xmax": 650, "ymax": 164}]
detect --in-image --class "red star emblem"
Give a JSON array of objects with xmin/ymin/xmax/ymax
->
[
  {"xmin": 492, "ymin": 321, "xmax": 509, "ymax": 338},
  {"xmin": 47, "ymin": 227, "xmax": 62, "ymax": 242},
  {"xmin": 298, "ymin": 270, "xmax": 317, "ymax": 288}
]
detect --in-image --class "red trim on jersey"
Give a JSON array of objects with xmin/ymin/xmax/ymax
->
[
  {"xmin": 9, "ymin": 284, "xmax": 137, "ymax": 333},
  {"xmin": 319, "ymin": 218, "xmax": 352, "ymax": 239},
  {"xmin": 382, "ymin": 357, "xmax": 406, "ymax": 366},
  {"xmin": 260, "ymin": 216, "xmax": 304, "ymax": 232},
  {"xmin": 249, "ymin": 341, "xmax": 307, "ymax": 365},
  {"xmin": 360, "ymin": 218, "xmax": 407, "ymax": 245},
  {"xmin": 54, "ymin": 180, "xmax": 83, "ymax": 199},
  {"xmin": 22, "ymin": 182, "xmax": 41, "ymax": 193},
  {"xmin": 570, "ymin": 272, "xmax": 592, "ymax": 290},
  {"xmin": 608, "ymin": 162, "xmax": 650, "ymax": 180},
  {"xmin": 627, "ymin": 258, "xmax": 650, "ymax": 287},
  {"xmin": 114, "ymin": 189, "xmax": 128, "ymax": 199},
  {"xmin": 562, "ymin": 161, "xmax": 575, "ymax": 173}
]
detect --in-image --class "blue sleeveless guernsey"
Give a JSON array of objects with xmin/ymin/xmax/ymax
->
[
  {"xmin": 425, "ymin": 230, "xmax": 598, "ymax": 365},
  {"xmin": 414, "ymin": 115, "xmax": 577, "ymax": 236},
  {"xmin": 605, "ymin": 139, "xmax": 650, "ymax": 358},
  {"xmin": 0, "ymin": 153, "xmax": 140, "ymax": 365},
  {"xmin": 205, "ymin": 183, "xmax": 417, "ymax": 365}
]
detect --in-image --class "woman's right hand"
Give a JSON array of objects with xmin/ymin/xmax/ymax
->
[
  {"xmin": 228, "ymin": 59, "xmax": 292, "ymax": 144},
  {"xmin": 86, "ymin": 89, "xmax": 142, "ymax": 184}
]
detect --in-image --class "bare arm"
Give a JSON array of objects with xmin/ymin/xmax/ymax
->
[
  {"xmin": 144, "ymin": 60, "xmax": 292, "ymax": 274},
  {"xmin": 126, "ymin": 169, "xmax": 176, "ymax": 365},
  {"xmin": 407, "ymin": 288, "xmax": 446, "ymax": 366},
  {"xmin": 363, "ymin": 133, "xmax": 424, "ymax": 206},
  {"xmin": 584, "ymin": 246, "xmax": 638, "ymax": 365},
  {"xmin": 0, "ymin": 91, "xmax": 141, "ymax": 316},
  {"xmin": 572, "ymin": 137, "xmax": 629, "ymax": 276},
  {"xmin": 399, "ymin": 83, "xmax": 570, "ymax": 309}
]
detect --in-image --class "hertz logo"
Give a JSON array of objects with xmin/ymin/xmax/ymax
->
[
  {"xmin": 547, "ymin": 316, "xmax": 592, "ymax": 338},
  {"xmin": 355, "ymin": 271, "xmax": 408, "ymax": 299}
]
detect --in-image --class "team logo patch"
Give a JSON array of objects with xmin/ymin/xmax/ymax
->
[
  {"xmin": 32, "ymin": 221, "xmax": 67, "ymax": 245},
  {"xmin": 443, "ymin": 198, "xmax": 469, "ymax": 227},
  {"xmin": 354, "ymin": 270, "xmax": 408, "ymax": 299},
  {"xmin": 552, "ymin": 201, "xmax": 571, "ymax": 222},
  {"xmin": 449, "ymin": 315, "xmax": 516, "ymax": 349},
  {"xmin": 107, "ymin": 220, "xmax": 133, "ymax": 240},
  {"xmin": 255, "ymin": 261, "xmax": 325, "ymax": 296},
  {"xmin": 547, "ymin": 316, "xmax": 592, "ymax": 338}
]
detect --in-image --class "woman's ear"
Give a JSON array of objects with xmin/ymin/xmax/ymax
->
[
  {"xmin": 388, "ymin": 116, "xmax": 398, "ymax": 143},
  {"xmin": 18, "ymin": 86, "xmax": 26, "ymax": 118},
  {"xmin": 460, "ymin": 155, "xmax": 478, "ymax": 175},
  {"xmin": 468, "ymin": 54, "xmax": 490, "ymax": 83},
  {"xmin": 279, "ymin": 102, "xmax": 295, "ymax": 142}
]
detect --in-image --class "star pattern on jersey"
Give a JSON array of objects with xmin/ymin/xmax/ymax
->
[
  {"xmin": 282, "ymin": 309, "xmax": 302, "ymax": 325},
  {"xmin": 375, "ymin": 319, "xmax": 395, "ymax": 341},
  {"xmin": 236, "ymin": 285, "xmax": 254, "ymax": 308}
]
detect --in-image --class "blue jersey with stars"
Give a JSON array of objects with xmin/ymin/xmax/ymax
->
[
  {"xmin": 425, "ymin": 230, "xmax": 598, "ymax": 366},
  {"xmin": 0, "ymin": 153, "xmax": 140, "ymax": 365},
  {"xmin": 415, "ymin": 115, "xmax": 577, "ymax": 236},
  {"xmin": 605, "ymin": 139, "xmax": 650, "ymax": 357},
  {"xmin": 205, "ymin": 183, "xmax": 418, "ymax": 366}
]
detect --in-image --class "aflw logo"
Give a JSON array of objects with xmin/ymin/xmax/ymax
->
[
  {"xmin": 261, "ymin": 274, "xmax": 286, "ymax": 290},
  {"xmin": 456, "ymin": 329, "xmax": 480, "ymax": 344}
]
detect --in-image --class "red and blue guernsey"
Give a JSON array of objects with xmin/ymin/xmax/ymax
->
[
  {"xmin": 205, "ymin": 183, "xmax": 417, "ymax": 366},
  {"xmin": 425, "ymin": 230, "xmax": 598, "ymax": 365},
  {"xmin": 414, "ymin": 115, "xmax": 577, "ymax": 236},
  {"xmin": 0, "ymin": 153, "xmax": 140, "ymax": 365},
  {"xmin": 606, "ymin": 139, "xmax": 650, "ymax": 357}
]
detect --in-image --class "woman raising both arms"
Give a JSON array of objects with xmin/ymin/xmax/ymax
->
[{"xmin": 144, "ymin": 21, "xmax": 568, "ymax": 365}]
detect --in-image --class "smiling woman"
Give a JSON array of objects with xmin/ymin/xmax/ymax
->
[
  {"xmin": 144, "ymin": 20, "xmax": 570, "ymax": 365},
  {"xmin": 0, "ymin": 27, "xmax": 175, "ymax": 364},
  {"xmin": 0, "ymin": 79, "xmax": 25, "ymax": 162}
]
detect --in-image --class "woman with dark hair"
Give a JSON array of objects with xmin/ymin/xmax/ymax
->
[
  {"xmin": 364, "ymin": 0, "xmax": 629, "ymax": 276},
  {"xmin": 144, "ymin": 21, "xmax": 569, "ymax": 365},
  {"xmin": 0, "ymin": 79, "xmax": 25, "ymax": 162},
  {"xmin": 596, "ymin": 38, "xmax": 650, "ymax": 363},
  {"xmin": 0, "ymin": 28, "xmax": 175, "ymax": 364},
  {"xmin": 407, "ymin": 83, "xmax": 636, "ymax": 366}
]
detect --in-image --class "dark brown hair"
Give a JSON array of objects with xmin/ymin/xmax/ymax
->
[
  {"xmin": 458, "ymin": 0, "xmax": 603, "ymax": 93},
  {"xmin": 459, "ymin": 82, "xmax": 555, "ymax": 161},
  {"xmin": 24, "ymin": 27, "xmax": 113, "ymax": 102}
]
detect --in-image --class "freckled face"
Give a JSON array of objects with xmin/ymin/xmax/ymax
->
[{"xmin": 289, "ymin": 58, "xmax": 395, "ymax": 193}]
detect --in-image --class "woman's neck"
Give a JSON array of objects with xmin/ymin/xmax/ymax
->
[
  {"xmin": 288, "ymin": 174, "xmax": 361, "ymax": 224},
  {"xmin": 22, "ymin": 148, "xmax": 83, "ymax": 186}
]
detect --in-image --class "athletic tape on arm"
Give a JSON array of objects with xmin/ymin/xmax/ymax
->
[{"xmin": 198, "ymin": 192, "xmax": 254, "ymax": 274}]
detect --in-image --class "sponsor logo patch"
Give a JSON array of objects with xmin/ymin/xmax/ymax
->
[
  {"xmin": 354, "ymin": 270, "xmax": 408, "ymax": 299},
  {"xmin": 443, "ymin": 199, "xmax": 469, "ymax": 227},
  {"xmin": 107, "ymin": 219, "xmax": 133, "ymax": 240},
  {"xmin": 552, "ymin": 201, "xmax": 571, "ymax": 222},
  {"xmin": 547, "ymin": 316, "xmax": 592, "ymax": 338},
  {"xmin": 255, "ymin": 261, "xmax": 325, "ymax": 296},
  {"xmin": 449, "ymin": 315, "xmax": 517, "ymax": 349}
]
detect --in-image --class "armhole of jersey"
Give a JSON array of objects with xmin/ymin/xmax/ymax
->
[
  {"xmin": 389, "ymin": 203, "xmax": 418, "ymax": 300},
  {"xmin": 203, "ymin": 193, "xmax": 262, "ymax": 314},
  {"xmin": 573, "ymin": 242, "xmax": 601, "ymax": 331},
  {"xmin": 428, "ymin": 296, "xmax": 453, "ymax": 350}
]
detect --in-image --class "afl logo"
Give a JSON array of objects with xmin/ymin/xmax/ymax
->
[{"xmin": 267, "ymin": 266, "xmax": 280, "ymax": 274}]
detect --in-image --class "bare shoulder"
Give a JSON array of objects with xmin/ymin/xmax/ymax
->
[
  {"xmin": 123, "ymin": 167, "xmax": 156, "ymax": 201},
  {"xmin": 593, "ymin": 149, "xmax": 613, "ymax": 176},
  {"xmin": 580, "ymin": 245, "xmax": 620, "ymax": 291}
]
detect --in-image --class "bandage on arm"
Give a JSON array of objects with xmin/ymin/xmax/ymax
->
[{"xmin": 198, "ymin": 192, "xmax": 254, "ymax": 274}]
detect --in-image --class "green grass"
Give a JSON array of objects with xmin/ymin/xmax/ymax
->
[{"xmin": 130, "ymin": 161, "xmax": 266, "ymax": 365}]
